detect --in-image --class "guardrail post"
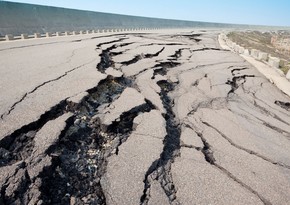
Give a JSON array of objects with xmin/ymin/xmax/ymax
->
[
  {"xmin": 46, "ymin": 32, "xmax": 52, "ymax": 37},
  {"xmin": 34, "ymin": 33, "xmax": 41, "ymax": 38},
  {"xmin": 21, "ymin": 34, "xmax": 28, "ymax": 39},
  {"xmin": 5, "ymin": 34, "xmax": 14, "ymax": 41}
]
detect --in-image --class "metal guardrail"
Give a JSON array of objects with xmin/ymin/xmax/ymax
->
[{"xmin": 0, "ymin": 27, "xmax": 168, "ymax": 42}]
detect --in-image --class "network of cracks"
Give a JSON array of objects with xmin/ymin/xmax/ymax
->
[{"xmin": 1, "ymin": 32, "xmax": 290, "ymax": 205}]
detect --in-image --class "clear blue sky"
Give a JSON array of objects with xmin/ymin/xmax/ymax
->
[{"xmin": 4, "ymin": 0, "xmax": 290, "ymax": 27}]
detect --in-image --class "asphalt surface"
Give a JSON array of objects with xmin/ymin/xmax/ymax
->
[{"xmin": 0, "ymin": 29, "xmax": 290, "ymax": 205}]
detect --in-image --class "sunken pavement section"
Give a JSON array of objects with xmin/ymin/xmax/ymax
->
[{"xmin": 1, "ymin": 30, "xmax": 290, "ymax": 205}]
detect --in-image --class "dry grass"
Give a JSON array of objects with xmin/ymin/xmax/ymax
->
[{"xmin": 280, "ymin": 66, "xmax": 290, "ymax": 75}]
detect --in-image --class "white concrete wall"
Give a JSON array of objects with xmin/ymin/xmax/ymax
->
[
  {"xmin": 221, "ymin": 33, "xmax": 284, "ymax": 71},
  {"xmin": 238, "ymin": 46, "xmax": 245, "ymax": 54}
]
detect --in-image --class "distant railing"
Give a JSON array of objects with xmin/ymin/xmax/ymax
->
[{"xmin": 0, "ymin": 27, "xmax": 175, "ymax": 42}]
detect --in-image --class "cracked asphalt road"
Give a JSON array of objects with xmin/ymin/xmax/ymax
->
[{"xmin": 1, "ymin": 29, "xmax": 290, "ymax": 205}]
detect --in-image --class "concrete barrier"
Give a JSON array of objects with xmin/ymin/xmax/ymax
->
[
  {"xmin": 80, "ymin": 30, "xmax": 85, "ymax": 34},
  {"xmin": 56, "ymin": 32, "xmax": 62, "ymax": 37},
  {"xmin": 234, "ymin": 45, "xmax": 238, "ymax": 52},
  {"xmin": 65, "ymin": 31, "xmax": 70, "ymax": 36},
  {"xmin": 244, "ymin": 49, "xmax": 250, "ymax": 56},
  {"xmin": 5, "ymin": 34, "xmax": 14, "ymax": 41},
  {"xmin": 258, "ymin": 52, "xmax": 268, "ymax": 61},
  {"xmin": 72, "ymin": 31, "xmax": 78, "ymax": 35},
  {"xmin": 224, "ymin": 37, "xmax": 289, "ymax": 80},
  {"xmin": 227, "ymin": 41, "xmax": 233, "ymax": 48},
  {"xmin": 21, "ymin": 34, "xmax": 28, "ymax": 39},
  {"xmin": 251, "ymin": 49, "xmax": 259, "ymax": 59},
  {"xmin": 234, "ymin": 44, "xmax": 240, "ymax": 53},
  {"xmin": 231, "ymin": 43, "xmax": 237, "ymax": 50},
  {"xmin": 238, "ymin": 46, "xmax": 245, "ymax": 54},
  {"xmin": 86, "ymin": 30, "xmax": 91, "ymax": 34},
  {"xmin": 268, "ymin": 56, "xmax": 280, "ymax": 68},
  {"xmin": 34, "ymin": 33, "xmax": 41, "ymax": 38},
  {"xmin": 231, "ymin": 42, "xmax": 237, "ymax": 50}
]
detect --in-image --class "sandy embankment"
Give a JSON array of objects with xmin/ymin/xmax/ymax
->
[{"xmin": 218, "ymin": 34, "xmax": 290, "ymax": 97}]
